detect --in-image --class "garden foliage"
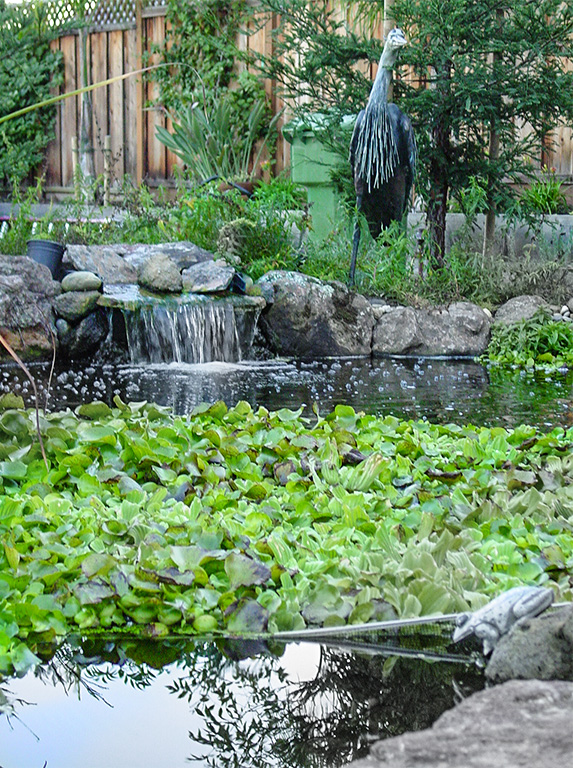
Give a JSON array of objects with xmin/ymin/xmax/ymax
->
[
  {"xmin": 486, "ymin": 310, "xmax": 573, "ymax": 370},
  {"xmin": 0, "ymin": 0, "xmax": 63, "ymax": 186},
  {"xmin": 0, "ymin": 398, "xmax": 571, "ymax": 676}
]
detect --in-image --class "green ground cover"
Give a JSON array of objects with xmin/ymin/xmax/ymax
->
[{"xmin": 0, "ymin": 397, "xmax": 572, "ymax": 677}]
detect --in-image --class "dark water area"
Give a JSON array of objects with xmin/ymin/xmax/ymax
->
[
  {"xmin": 0, "ymin": 634, "xmax": 484, "ymax": 768},
  {"xmin": 1, "ymin": 356, "xmax": 572, "ymax": 430}
]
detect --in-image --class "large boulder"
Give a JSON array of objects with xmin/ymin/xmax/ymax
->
[
  {"xmin": 345, "ymin": 680, "xmax": 573, "ymax": 768},
  {"xmin": 122, "ymin": 241, "xmax": 214, "ymax": 272},
  {"xmin": 61, "ymin": 270, "xmax": 103, "ymax": 292},
  {"xmin": 52, "ymin": 290, "xmax": 102, "ymax": 323},
  {"xmin": 494, "ymin": 294, "xmax": 550, "ymax": 325},
  {"xmin": 55, "ymin": 309, "xmax": 109, "ymax": 359},
  {"xmin": 372, "ymin": 302, "xmax": 491, "ymax": 357},
  {"xmin": 0, "ymin": 255, "xmax": 61, "ymax": 358},
  {"xmin": 182, "ymin": 259, "xmax": 236, "ymax": 293},
  {"xmin": 65, "ymin": 244, "xmax": 137, "ymax": 284},
  {"xmin": 257, "ymin": 271, "xmax": 374, "ymax": 358},
  {"xmin": 486, "ymin": 604, "xmax": 573, "ymax": 683},
  {"xmin": 137, "ymin": 253, "xmax": 183, "ymax": 293},
  {"xmin": 65, "ymin": 242, "xmax": 214, "ymax": 287}
]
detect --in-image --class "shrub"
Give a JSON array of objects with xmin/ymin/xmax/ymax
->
[
  {"xmin": 486, "ymin": 309, "xmax": 573, "ymax": 369},
  {"xmin": 0, "ymin": 0, "xmax": 63, "ymax": 187}
]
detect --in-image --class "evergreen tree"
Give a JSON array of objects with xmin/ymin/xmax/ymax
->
[{"xmin": 251, "ymin": 0, "xmax": 573, "ymax": 266}]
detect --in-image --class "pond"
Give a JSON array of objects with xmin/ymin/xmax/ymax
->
[
  {"xmin": 0, "ymin": 354, "xmax": 571, "ymax": 767},
  {"xmin": 1, "ymin": 356, "xmax": 572, "ymax": 429}
]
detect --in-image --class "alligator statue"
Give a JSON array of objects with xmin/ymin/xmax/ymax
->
[{"xmin": 453, "ymin": 585, "xmax": 554, "ymax": 654}]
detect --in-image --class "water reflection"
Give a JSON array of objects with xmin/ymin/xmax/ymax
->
[
  {"xmin": 0, "ymin": 636, "xmax": 484, "ymax": 768},
  {"xmin": 1, "ymin": 357, "xmax": 572, "ymax": 429}
]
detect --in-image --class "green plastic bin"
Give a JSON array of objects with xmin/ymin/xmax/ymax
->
[{"xmin": 283, "ymin": 114, "xmax": 355, "ymax": 241}]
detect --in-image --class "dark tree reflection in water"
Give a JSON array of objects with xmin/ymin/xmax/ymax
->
[{"xmin": 2, "ymin": 636, "xmax": 483, "ymax": 768}]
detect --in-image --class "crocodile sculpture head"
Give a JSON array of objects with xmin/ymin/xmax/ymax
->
[{"xmin": 452, "ymin": 585, "xmax": 554, "ymax": 655}]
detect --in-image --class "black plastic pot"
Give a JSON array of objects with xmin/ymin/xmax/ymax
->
[{"xmin": 27, "ymin": 239, "xmax": 66, "ymax": 280}]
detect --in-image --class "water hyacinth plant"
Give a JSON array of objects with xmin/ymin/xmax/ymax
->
[{"xmin": 0, "ymin": 398, "xmax": 571, "ymax": 677}]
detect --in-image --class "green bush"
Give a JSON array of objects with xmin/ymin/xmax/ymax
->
[
  {"xmin": 486, "ymin": 310, "xmax": 573, "ymax": 369},
  {"xmin": 0, "ymin": 0, "xmax": 63, "ymax": 187}
]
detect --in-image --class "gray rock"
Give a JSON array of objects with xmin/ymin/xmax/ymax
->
[
  {"xmin": 52, "ymin": 291, "xmax": 102, "ymax": 323},
  {"xmin": 65, "ymin": 244, "xmax": 137, "ymax": 284},
  {"xmin": 486, "ymin": 604, "xmax": 573, "ymax": 683},
  {"xmin": 61, "ymin": 270, "xmax": 103, "ymax": 292},
  {"xmin": 0, "ymin": 256, "xmax": 61, "ymax": 358},
  {"xmin": 55, "ymin": 317, "xmax": 72, "ymax": 347},
  {"xmin": 494, "ymin": 294, "xmax": 549, "ymax": 325},
  {"xmin": 123, "ymin": 241, "xmax": 214, "ymax": 271},
  {"xmin": 346, "ymin": 680, "xmax": 573, "ymax": 768},
  {"xmin": 58, "ymin": 309, "xmax": 109, "ymax": 359},
  {"xmin": 137, "ymin": 253, "xmax": 183, "ymax": 294},
  {"xmin": 182, "ymin": 259, "xmax": 236, "ymax": 293},
  {"xmin": 256, "ymin": 271, "xmax": 374, "ymax": 358},
  {"xmin": 372, "ymin": 302, "xmax": 490, "ymax": 357}
]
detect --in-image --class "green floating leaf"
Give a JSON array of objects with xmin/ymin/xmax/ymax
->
[
  {"xmin": 224, "ymin": 552, "xmax": 271, "ymax": 591},
  {"xmin": 0, "ymin": 460, "xmax": 27, "ymax": 479},
  {"xmin": 0, "ymin": 411, "xmax": 31, "ymax": 437},
  {"xmin": 11, "ymin": 642, "xmax": 41, "ymax": 675},
  {"xmin": 77, "ymin": 425, "xmax": 118, "ymax": 444},
  {"xmin": 226, "ymin": 599, "xmax": 269, "ymax": 633},
  {"xmin": 81, "ymin": 553, "xmax": 117, "ymax": 578},
  {"xmin": 344, "ymin": 453, "xmax": 387, "ymax": 491},
  {"xmin": 77, "ymin": 402, "xmax": 113, "ymax": 420},
  {"xmin": 169, "ymin": 545, "xmax": 226, "ymax": 572},
  {"xmin": 73, "ymin": 580, "xmax": 115, "ymax": 605},
  {"xmin": 330, "ymin": 404, "xmax": 358, "ymax": 430}
]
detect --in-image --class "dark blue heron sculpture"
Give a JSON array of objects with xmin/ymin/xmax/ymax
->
[{"xmin": 349, "ymin": 27, "xmax": 416, "ymax": 285}]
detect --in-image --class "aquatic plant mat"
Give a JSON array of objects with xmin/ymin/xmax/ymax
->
[{"xmin": 0, "ymin": 397, "xmax": 572, "ymax": 677}]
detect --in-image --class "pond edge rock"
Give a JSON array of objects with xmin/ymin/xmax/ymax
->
[
  {"xmin": 0, "ymin": 248, "xmax": 569, "ymax": 361},
  {"xmin": 344, "ymin": 679, "xmax": 573, "ymax": 768}
]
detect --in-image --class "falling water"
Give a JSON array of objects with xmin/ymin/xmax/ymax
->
[{"xmin": 99, "ymin": 286, "xmax": 264, "ymax": 364}]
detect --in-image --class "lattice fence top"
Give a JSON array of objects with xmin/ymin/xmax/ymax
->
[{"xmin": 44, "ymin": 0, "xmax": 166, "ymax": 29}]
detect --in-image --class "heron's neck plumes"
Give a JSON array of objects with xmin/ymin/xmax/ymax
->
[{"xmin": 354, "ymin": 46, "xmax": 400, "ymax": 191}]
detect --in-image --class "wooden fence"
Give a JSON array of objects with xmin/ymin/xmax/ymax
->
[{"xmin": 43, "ymin": 2, "xmax": 573, "ymax": 196}]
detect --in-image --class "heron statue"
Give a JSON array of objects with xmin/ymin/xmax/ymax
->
[{"xmin": 348, "ymin": 27, "xmax": 416, "ymax": 285}]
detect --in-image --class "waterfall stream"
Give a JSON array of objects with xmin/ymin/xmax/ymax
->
[{"xmin": 99, "ymin": 286, "xmax": 265, "ymax": 364}]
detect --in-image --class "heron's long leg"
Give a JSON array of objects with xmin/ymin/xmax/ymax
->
[{"xmin": 349, "ymin": 196, "xmax": 362, "ymax": 286}]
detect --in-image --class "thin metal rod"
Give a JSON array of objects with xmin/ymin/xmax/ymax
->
[{"xmin": 268, "ymin": 603, "xmax": 570, "ymax": 642}]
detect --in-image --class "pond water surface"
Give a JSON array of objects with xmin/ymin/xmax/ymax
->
[
  {"xmin": 1, "ymin": 356, "xmax": 572, "ymax": 429},
  {"xmin": 0, "ymin": 355, "xmax": 571, "ymax": 767},
  {"xmin": 1, "ymin": 632, "xmax": 484, "ymax": 768}
]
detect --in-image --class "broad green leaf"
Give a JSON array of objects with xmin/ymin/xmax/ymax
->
[
  {"xmin": 224, "ymin": 553, "xmax": 271, "ymax": 591},
  {"xmin": 226, "ymin": 599, "xmax": 269, "ymax": 633},
  {"xmin": 0, "ymin": 461, "xmax": 27, "ymax": 479},
  {"xmin": 77, "ymin": 402, "xmax": 113, "ymax": 419},
  {"xmin": 81, "ymin": 553, "xmax": 117, "ymax": 578}
]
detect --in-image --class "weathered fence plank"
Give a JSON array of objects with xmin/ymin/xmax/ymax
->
[
  {"xmin": 91, "ymin": 31, "xmax": 108, "ymax": 177},
  {"xmin": 108, "ymin": 29, "xmax": 126, "ymax": 181},
  {"xmin": 60, "ymin": 34, "xmax": 79, "ymax": 188}
]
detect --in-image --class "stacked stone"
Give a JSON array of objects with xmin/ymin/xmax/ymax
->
[
  {"xmin": 559, "ymin": 296, "xmax": 573, "ymax": 322},
  {"xmin": 53, "ymin": 271, "xmax": 109, "ymax": 358}
]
